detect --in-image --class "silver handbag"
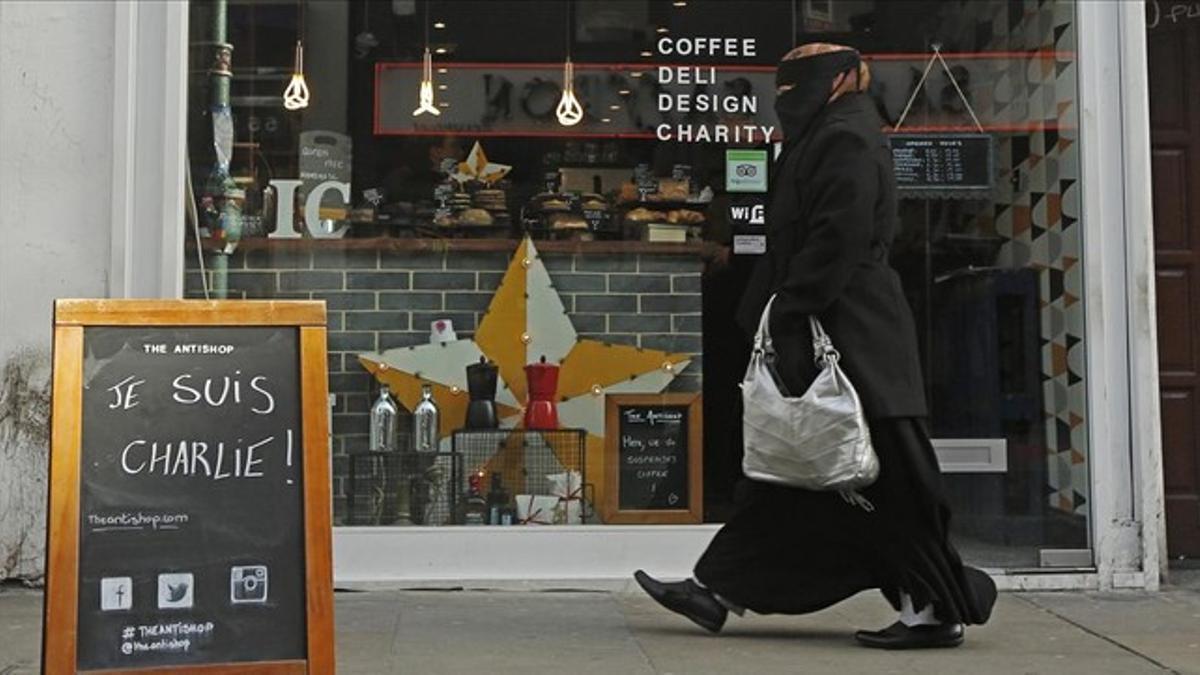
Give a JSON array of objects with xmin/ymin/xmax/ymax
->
[{"xmin": 741, "ymin": 294, "xmax": 879, "ymax": 508}]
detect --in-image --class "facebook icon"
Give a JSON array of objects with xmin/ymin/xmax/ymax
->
[{"xmin": 100, "ymin": 577, "xmax": 133, "ymax": 611}]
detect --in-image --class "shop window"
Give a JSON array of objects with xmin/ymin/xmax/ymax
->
[{"xmin": 184, "ymin": 0, "xmax": 1089, "ymax": 568}]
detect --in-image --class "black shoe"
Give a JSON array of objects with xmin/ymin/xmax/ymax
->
[
  {"xmin": 633, "ymin": 570, "xmax": 727, "ymax": 634},
  {"xmin": 854, "ymin": 621, "xmax": 964, "ymax": 650}
]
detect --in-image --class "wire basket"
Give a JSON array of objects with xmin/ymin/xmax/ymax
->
[
  {"xmin": 451, "ymin": 428, "xmax": 588, "ymax": 525},
  {"xmin": 346, "ymin": 451, "xmax": 460, "ymax": 526}
]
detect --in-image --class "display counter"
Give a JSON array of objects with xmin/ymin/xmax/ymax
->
[{"xmin": 192, "ymin": 236, "xmax": 719, "ymax": 257}]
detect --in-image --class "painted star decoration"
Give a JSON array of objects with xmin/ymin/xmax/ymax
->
[
  {"xmin": 358, "ymin": 237, "xmax": 691, "ymax": 512},
  {"xmin": 451, "ymin": 141, "xmax": 512, "ymax": 186}
]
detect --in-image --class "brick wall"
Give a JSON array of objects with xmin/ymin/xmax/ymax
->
[{"xmin": 184, "ymin": 245, "xmax": 704, "ymax": 523}]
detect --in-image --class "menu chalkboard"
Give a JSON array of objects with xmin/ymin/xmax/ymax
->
[
  {"xmin": 889, "ymin": 133, "xmax": 993, "ymax": 196},
  {"xmin": 45, "ymin": 300, "xmax": 334, "ymax": 675},
  {"xmin": 603, "ymin": 394, "xmax": 702, "ymax": 524}
]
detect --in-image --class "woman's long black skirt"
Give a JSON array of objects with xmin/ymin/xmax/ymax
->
[{"xmin": 693, "ymin": 417, "xmax": 996, "ymax": 625}]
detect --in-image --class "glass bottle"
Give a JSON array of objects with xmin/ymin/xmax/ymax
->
[
  {"xmin": 461, "ymin": 473, "xmax": 488, "ymax": 526},
  {"xmin": 413, "ymin": 384, "xmax": 440, "ymax": 453},
  {"xmin": 369, "ymin": 385, "xmax": 399, "ymax": 452},
  {"xmin": 486, "ymin": 472, "xmax": 512, "ymax": 526}
]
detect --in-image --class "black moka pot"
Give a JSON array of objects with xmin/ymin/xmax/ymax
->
[{"xmin": 465, "ymin": 356, "xmax": 499, "ymax": 429}]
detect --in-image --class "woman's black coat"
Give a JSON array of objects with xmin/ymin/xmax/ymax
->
[{"xmin": 736, "ymin": 92, "xmax": 927, "ymax": 418}]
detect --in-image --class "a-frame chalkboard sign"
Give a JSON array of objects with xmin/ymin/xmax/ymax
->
[{"xmin": 44, "ymin": 300, "xmax": 334, "ymax": 674}]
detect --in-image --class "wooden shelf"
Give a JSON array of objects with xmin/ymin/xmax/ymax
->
[{"xmin": 189, "ymin": 236, "xmax": 718, "ymax": 257}]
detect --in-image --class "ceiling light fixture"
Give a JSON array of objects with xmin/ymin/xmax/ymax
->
[
  {"xmin": 413, "ymin": 1, "xmax": 440, "ymax": 117},
  {"xmin": 433, "ymin": 21, "xmax": 446, "ymax": 28},
  {"xmin": 283, "ymin": 40, "xmax": 310, "ymax": 110},
  {"xmin": 656, "ymin": 26, "xmax": 669, "ymax": 34},
  {"xmin": 556, "ymin": 3, "xmax": 583, "ymax": 126},
  {"xmin": 413, "ymin": 48, "xmax": 440, "ymax": 116},
  {"xmin": 557, "ymin": 59, "xmax": 583, "ymax": 126},
  {"xmin": 282, "ymin": 0, "xmax": 310, "ymax": 110}
]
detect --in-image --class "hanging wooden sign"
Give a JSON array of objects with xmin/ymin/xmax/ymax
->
[{"xmin": 43, "ymin": 300, "xmax": 334, "ymax": 674}]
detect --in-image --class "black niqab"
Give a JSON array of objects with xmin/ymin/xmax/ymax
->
[{"xmin": 773, "ymin": 50, "xmax": 862, "ymax": 143}]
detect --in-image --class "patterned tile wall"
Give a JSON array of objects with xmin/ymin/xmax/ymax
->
[{"xmin": 960, "ymin": 0, "xmax": 1089, "ymax": 515}]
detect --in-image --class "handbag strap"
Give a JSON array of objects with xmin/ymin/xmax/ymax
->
[
  {"xmin": 755, "ymin": 294, "xmax": 841, "ymax": 366},
  {"xmin": 809, "ymin": 316, "xmax": 840, "ymax": 366},
  {"xmin": 753, "ymin": 294, "xmax": 778, "ymax": 355}
]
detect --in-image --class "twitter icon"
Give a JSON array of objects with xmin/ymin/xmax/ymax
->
[{"xmin": 157, "ymin": 573, "xmax": 194, "ymax": 609}]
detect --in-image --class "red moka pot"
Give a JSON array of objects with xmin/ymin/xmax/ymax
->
[{"xmin": 524, "ymin": 355, "xmax": 560, "ymax": 430}]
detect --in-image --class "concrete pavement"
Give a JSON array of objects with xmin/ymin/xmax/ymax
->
[{"xmin": 2, "ymin": 580, "xmax": 1197, "ymax": 674}]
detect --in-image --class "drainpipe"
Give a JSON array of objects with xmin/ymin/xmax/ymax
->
[{"xmin": 205, "ymin": 0, "xmax": 242, "ymax": 299}]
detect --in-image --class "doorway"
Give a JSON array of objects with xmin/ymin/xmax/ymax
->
[{"xmin": 1149, "ymin": 6, "xmax": 1200, "ymax": 559}]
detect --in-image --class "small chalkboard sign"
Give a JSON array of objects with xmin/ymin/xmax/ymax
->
[
  {"xmin": 889, "ymin": 133, "xmax": 994, "ymax": 198},
  {"xmin": 603, "ymin": 393, "xmax": 702, "ymax": 524},
  {"xmin": 582, "ymin": 207, "xmax": 613, "ymax": 234},
  {"xmin": 44, "ymin": 300, "xmax": 334, "ymax": 675}
]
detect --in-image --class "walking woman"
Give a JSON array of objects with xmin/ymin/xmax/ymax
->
[{"xmin": 635, "ymin": 43, "xmax": 996, "ymax": 649}]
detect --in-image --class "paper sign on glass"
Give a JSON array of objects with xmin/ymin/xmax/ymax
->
[{"xmin": 726, "ymin": 150, "xmax": 768, "ymax": 193}]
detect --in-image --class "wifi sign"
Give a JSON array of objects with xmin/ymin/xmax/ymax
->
[{"xmin": 728, "ymin": 203, "xmax": 766, "ymax": 227}]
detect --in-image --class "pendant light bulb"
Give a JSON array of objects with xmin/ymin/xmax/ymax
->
[
  {"xmin": 556, "ymin": 59, "xmax": 583, "ymax": 126},
  {"xmin": 413, "ymin": 48, "xmax": 441, "ymax": 117},
  {"xmin": 283, "ymin": 41, "xmax": 310, "ymax": 110}
]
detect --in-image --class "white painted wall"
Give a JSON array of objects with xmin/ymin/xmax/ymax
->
[{"xmin": 0, "ymin": 0, "xmax": 116, "ymax": 581}]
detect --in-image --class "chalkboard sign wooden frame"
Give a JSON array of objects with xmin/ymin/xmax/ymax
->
[
  {"xmin": 43, "ymin": 300, "xmax": 334, "ymax": 675},
  {"xmin": 602, "ymin": 393, "xmax": 703, "ymax": 524}
]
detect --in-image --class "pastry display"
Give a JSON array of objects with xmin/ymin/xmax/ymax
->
[
  {"xmin": 653, "ymin": 178, "xmax": 690, "ymax": 202},
  {"xmin": 667, "ymin": 209, "xmax": 706, "ymax": 225},
  {"xmin": 618, "ymin": 182, "xmax": 641, "ymax": 204},
  {"xmin": 473, "ymin": 189, "xmax": 508, "ymax": 212},
  {"xmin": 370, "ymin": 141, "xmax": 715, "ymax": 240},
  {"xmin": 579, "ymin": 193, "xmax": 607, "ymax": 211},
  {"xmin": 624, "ymin": 207, "xmax": 668, "ymax": 223},
  {"xmin": 531, "ymin": 193, "xmax": 572, "ymax": 212},
  {"xmin": 459, "ymin": 208, "xmax": 495, "ymax": 227},
  {"xmin": 549, "ymin": 214, "xmax": 588, "ymax": 230}
]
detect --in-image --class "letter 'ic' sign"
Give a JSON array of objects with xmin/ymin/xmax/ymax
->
[{"xmin": 44, "ymin": 299, "xmax": 335, "ymax": 674}]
